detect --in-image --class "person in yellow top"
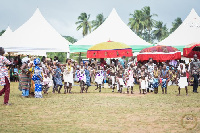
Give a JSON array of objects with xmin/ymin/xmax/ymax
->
[
  {"xmin": 28, "ymin": 62, "xmax": 35, "ymax": 96},
  {"xmin": 171, "ymin": 70, "xmax": 177, "ymax": 85}
]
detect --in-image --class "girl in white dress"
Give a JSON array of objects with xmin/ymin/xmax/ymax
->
[
  {"xmin": 126, "ymin": 67, "xmax": 135, "ymax": 94},
  {"xmin": 77, "ymin": 61, "xmax": 86, "ymax": 93},
  {"xmin": 63, "ymin": 59, "xmax": 74, "ymax": 94},
  {"xmin": 95, "ymin": 62, "xmax": 104, "ymax": 92}
]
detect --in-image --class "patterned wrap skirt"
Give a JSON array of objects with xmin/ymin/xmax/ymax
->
[{"xmin": 19, "ymin": 73, "xmax": 30, "ymax": 90}]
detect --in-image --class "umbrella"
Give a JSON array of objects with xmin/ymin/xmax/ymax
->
[
  {"xmin": 137, "ymin": 45, "xmax": 181, "ymax": 62},
  {"xmin": 183, "ymin": 43, "xmax": 200, "ymax": 59},
  {"xmin": 87, "ymin": 41, "xmax": 133, "ymax": 58}
]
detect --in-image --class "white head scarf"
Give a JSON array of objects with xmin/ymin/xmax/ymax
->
[
  {"xmin": 22, "ymin": 57, "xmax": 30, "ymax": 64},
  {"xmin": 178, "ymin": 63, "xmax": 186, "ymax": 73}
]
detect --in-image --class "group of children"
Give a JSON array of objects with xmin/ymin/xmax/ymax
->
[{"xmin": 13, "ymin": 56, "xmax": 197, "ymax": 98}]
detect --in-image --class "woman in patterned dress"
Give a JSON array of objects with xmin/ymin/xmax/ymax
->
[
  {"xmin": 32, "ymin": 58, "xmax": 43, "ymax": 98},
  {"xmin": 19, "ymin": 57, "xmax": 31, "ymax": 97}
]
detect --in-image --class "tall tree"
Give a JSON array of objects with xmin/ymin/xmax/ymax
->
[
  {"xmin": 170, "ymin": 17, "xmax": 182, "ymax": 33},
  {"xmin": 92, "ymin": 13, "xmax": 106, "ymax": 31},
  {"xmin": 75, "ymin": 13, "xmax": 92, "ymax": 37},
  {"xmin": 153, "ymin": 21, "xmax": 169, "ymax": 42},
  {"xmin": 142, "ymin": 6, "xmax": 157, "ymax": 42},
  {"xmin": 128, "ymin": 10, "xmax": 145, "ymax": 36}
]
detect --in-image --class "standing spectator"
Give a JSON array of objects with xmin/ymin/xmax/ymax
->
[{"xmin": 190, "ymin": 54, "xmax": 199, "ymax": 93}]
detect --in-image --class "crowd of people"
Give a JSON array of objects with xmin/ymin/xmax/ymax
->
[{"xmin": 0, "ymin": 46, "xmax": 199, "ymax": 105}]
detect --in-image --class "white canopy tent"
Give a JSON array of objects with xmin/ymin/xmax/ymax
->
[
  {"xmin": 158, "ymin": 9, "xmax": 200, "ymax": 52},
  {"xmin": 0, "ymin": 8, "xmax": 70, "ymax": 53},
  {"xmin": 70, "ymin": 8, "xmax": 152, "ymax": 52}
]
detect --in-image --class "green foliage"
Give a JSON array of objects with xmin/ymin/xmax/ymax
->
[
  {"xmin": 0, "ymin": 30, "xmax": 5, "ymax": 36},
  {"xmin": 69, "ymin": 52, "xmax": 87, "ymax": 62},
  {"xmin": 170, "ymin": 17, "xmax": 182, "ymax": 33},
  {"xmin": 75, "ymin": 13, "xmax": 92, "ymax": 37},
  {"xmin": 92, "ymin": 13, "xmax": 106, "ymax": 31},
  {"xmin": 46, "ymin": 52, "xmax": 67, "ymax": 63},
  {"xmin": 152, "ymin": 21, "xmax": 169, "ymax": 42},
  {"xmin": 63, "ymin": 36, "xmax": 77, "ymax": 44},
  {"xmin": 128, "ymin": 6, "xmax": 157, "ymax": 43}
]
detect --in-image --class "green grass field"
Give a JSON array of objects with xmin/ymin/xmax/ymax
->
[{"xmin": 0, "ymin": 82, "xmax": 199, "ymax": 133}]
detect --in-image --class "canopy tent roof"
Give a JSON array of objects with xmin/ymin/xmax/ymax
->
[
  {"xmin": 137, "ymin": 45, "xmax": 181, "ymax": 62},
  {"xmin": 0, "ymin": 8, "xmax": 70, "ymax": 52},
  {"xmin": 158, "ymin": 9, "xmax": 200, "ymax": 52},
  {"xmin": 70, "ymin": 8, "xmax": 152, "ymax": 53}
]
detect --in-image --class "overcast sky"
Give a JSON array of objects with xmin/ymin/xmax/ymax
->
[{"xmin": 0, "ymin": 0, "xmax": 200, "ymax": 40}]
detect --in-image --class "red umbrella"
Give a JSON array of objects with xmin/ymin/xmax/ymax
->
[
  {"xmin": 137, "ymin": 45, "xmax": 181, "ymax": 62},
  {"xmin": 183, "ymin": 43, "xmax": 200, "ymax": 59}
]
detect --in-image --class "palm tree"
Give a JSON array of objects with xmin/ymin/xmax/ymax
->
[
  {"xmin": 153, "ymin": 21, "xmax": 169, "ymax": 42},
  {"xmin": 92, "ymin": 13, "xmax": 106, "ymax": 31},
  {"xmin": 128, "ymin": 10, "xmax": 145, "ymax": 36},
  {"xmin": 142, "ymin": 6, "xmax": 157, "ymax": 42},
  {"xmin": 170, "ymin": 17, "xmax": 182, "ymax": 33},
  {"xmin": 75, "ymin": 13, "xmax": 92, "ymax": 37}
]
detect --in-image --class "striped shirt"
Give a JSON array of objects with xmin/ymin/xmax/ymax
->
[{"xmin": 0, "ymin": 55, "xmax": 11, "ymax": 86}]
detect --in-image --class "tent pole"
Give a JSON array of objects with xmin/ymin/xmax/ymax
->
[
  {"xmin": 79, "ymin": 52, "xmax": 81, "ymax": 65},
  {"xmin": 67, "ymin": 52, "xmax": 70, "ymax": 59}
]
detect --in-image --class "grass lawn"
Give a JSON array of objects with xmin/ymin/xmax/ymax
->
[{"xmin": 0, "ymin": 82, "xmax": 200, "ymax": 133}]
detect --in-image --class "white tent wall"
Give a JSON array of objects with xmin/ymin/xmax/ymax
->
[
  {"xmin": 158, "ymin": 9, "xmax": 200, "ymax": 51},
  {"xmin": 0, "ymin": 8, "xmax": 70, "ymax": 53}
]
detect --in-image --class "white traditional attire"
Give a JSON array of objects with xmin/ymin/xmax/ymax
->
[
  {"xmin": 111, "ymin": 76, "xmax": 115, "ymax": 87},
  {"xmin": 77, "ymin": 67, "xmax": 86, "ymax": 83},
  {"xmin": 63, "ymin": 64, "xmax": 74, "ymax": 85},
  {"xmin": 126, "ymin": 70, "xmax": 134, "ymax": 87},
  {"xmin": 178, "ymin": 77, "xmax": 188, "ymax": 88},
  {"xmin": 178, "ymin": 63, "xmax": 188, "ymax": 88},
  {"xmin": 140, "ymin": 77, "xmax": 148, "ymax": 90},
  {"xmin": 95, "ymin": 70, "xmax": 104, "ymax": 85}
]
